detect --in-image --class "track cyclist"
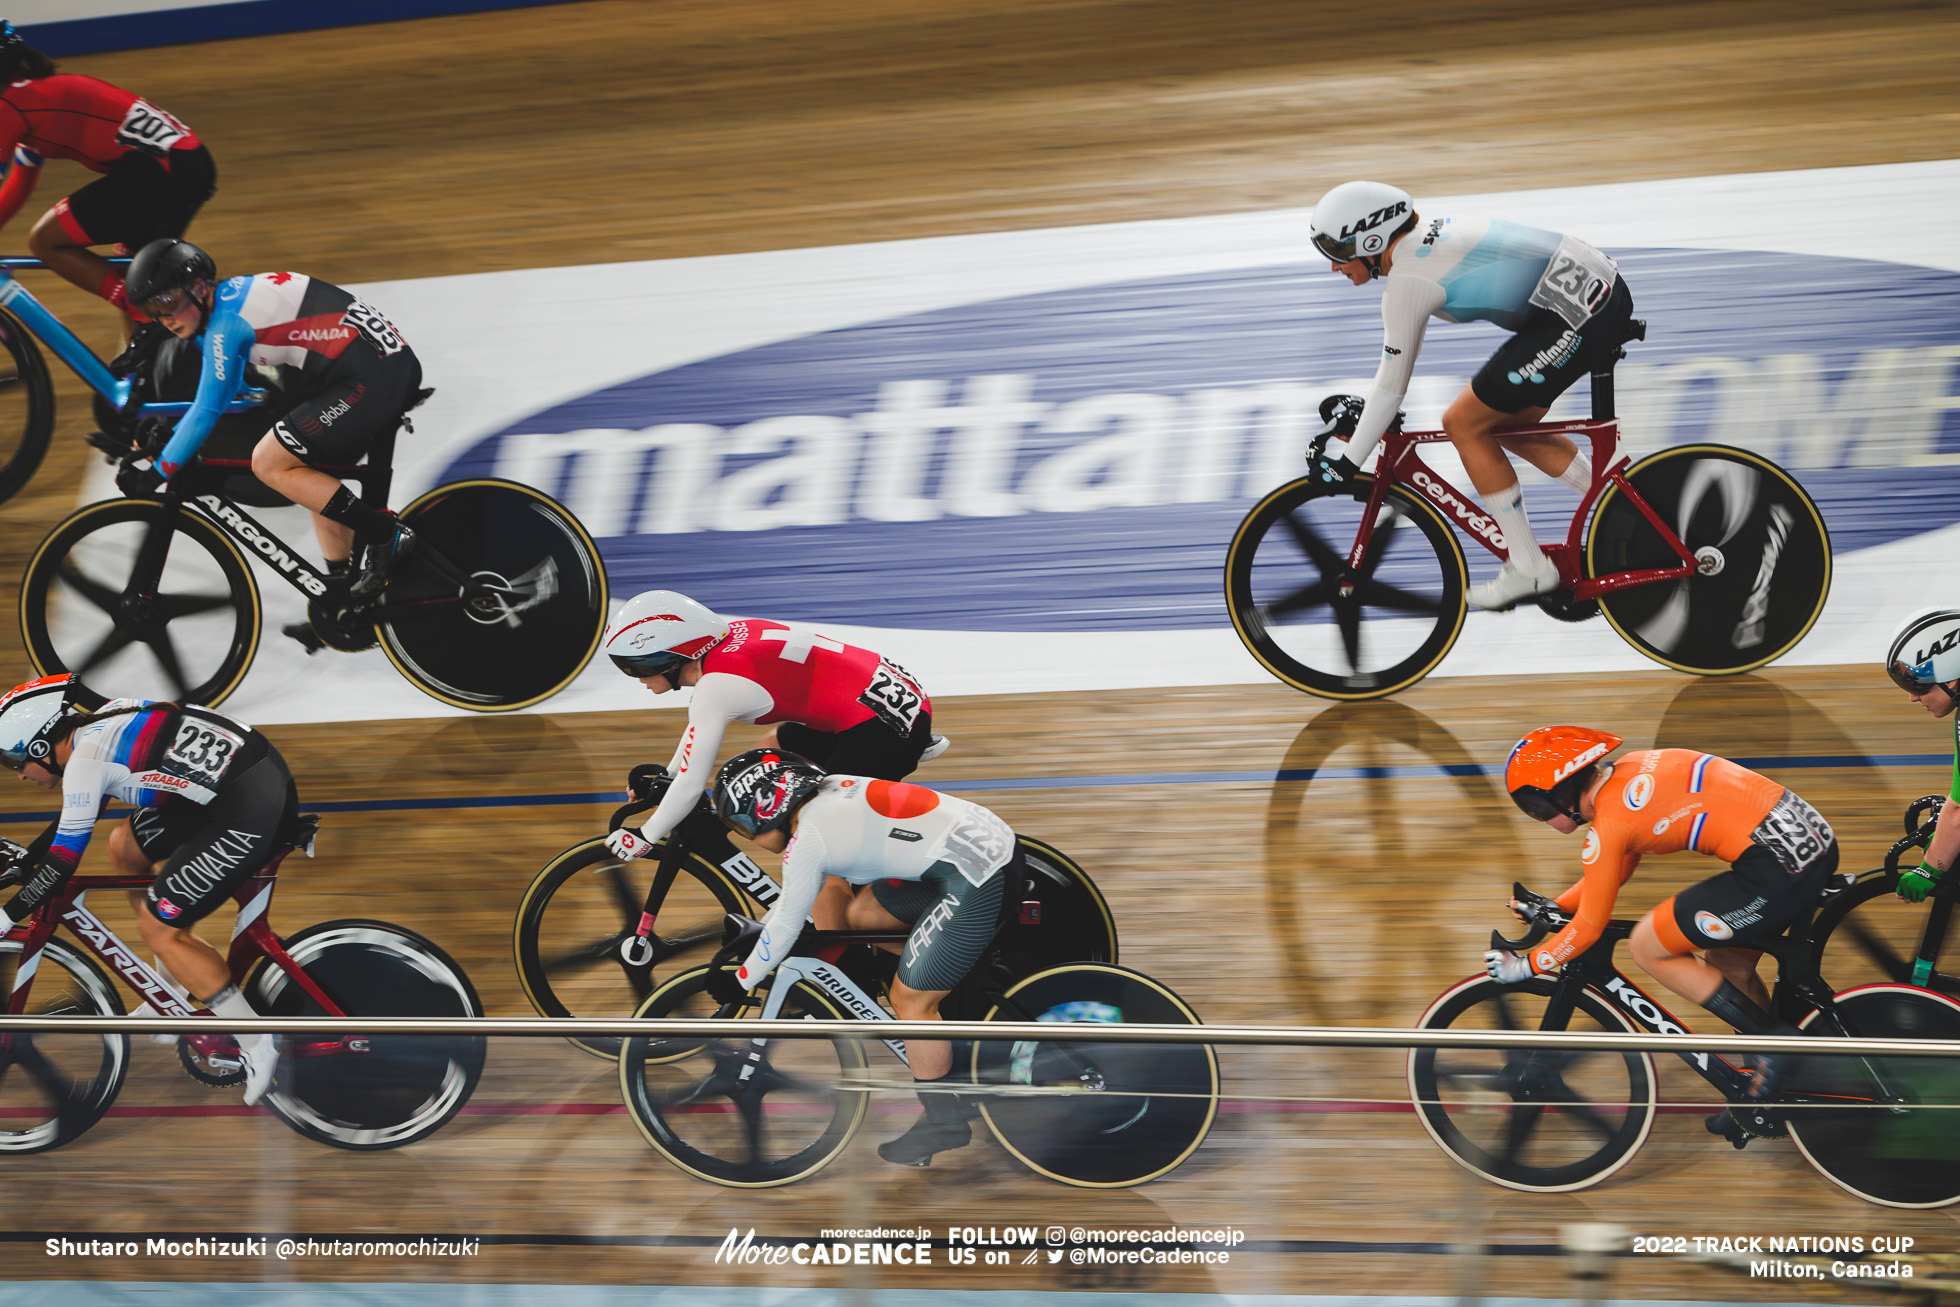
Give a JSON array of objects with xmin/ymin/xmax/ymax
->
[
  {"xmin": 711, "ymin": 746, "xmax": 1020, "ymax": 1167},
  {"xmin": 1885, "ymin": 608, "xmax": 1960, "ymax": 902},
  {"xmin": 0, "ymin": 23, "xmax": 215, "ymax": 336},
  {"xmin": 599, "ymin": 590, "xmax": 947, "ymax": 923},
  {"xmin": 1306, "ymin": 180, "xmax": 1635, "ymax": 611},
  {"xmin": 0, "ymin": 673, "xmax": 300, "ymax": 1104},
  {"xmin": 1490, "ymin": 725, "xmax": 1839, "ymax": 1096},
  {"xmin": 118, "ymin": 237, "xmax": 426, "ymax": 611}
]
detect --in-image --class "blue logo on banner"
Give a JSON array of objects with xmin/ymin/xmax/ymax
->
[{"xmin": 442, "ymin": 250, "xmax": 1960, "ymax": 631}]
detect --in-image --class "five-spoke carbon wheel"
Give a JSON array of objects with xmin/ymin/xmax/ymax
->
[
  {"xmin": 0, "ymin": 940, "xmax": 128, "ymax": 1154},
  {"xmin": 1409, "ymin": 976, "xmax": 1657, "ymax": 1193},
  {"xmin": 1226, "ymin": 474, "xmax": 1467, "ymax": 699}
]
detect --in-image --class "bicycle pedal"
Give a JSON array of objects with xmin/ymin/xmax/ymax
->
[
  {"xmin": 203, "ymin": 1054, "xmax": 245, "ymax": 1073},
  {"xmin": 282, "ymin": 621, "xmax": 325, "ymax": 655}
]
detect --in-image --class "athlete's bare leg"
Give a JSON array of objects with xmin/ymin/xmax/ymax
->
[
  {"xmin": 846, "ymin": 888, "xmax": 951, "ymax": 1077},
  {"xmin": 251, "ymin": 433, "xmax": 355, "ymax": 562},
  {"xmin": 27, "ymin": 208, "xmax": 115, "ymax": 302},
  {"xmin": 1440, "ymin": 388, "xmax": 1572, "ymax": 492}
]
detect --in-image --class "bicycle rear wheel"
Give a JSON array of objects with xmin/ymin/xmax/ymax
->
[
  {"xmin": 1586, "ymin": 444, "xmax": 1829, "ymax": 675},
  {"xmin": 513, "ymin": 837, "xmax": 755, "ymax": 1059},
  {"xmin": 990, "ymin": 837, "xmax": 1119, "ymax": 979},
  {"xmin": 0, "ymin": 309, "xmax": 54, "ymax": 506},
  {"xmin": 0, "ymin": 939, "xmax": 128, "ymax": 1154},
  {"xmin": 1409, "ymin": 975, "xmax": 1657, "ymax": 1193},
  {"xmin": 974, "ymin": 963, "xmax": 1217, "ymax": 1187},
  {"xmin": 378, "ymin": 479, "xmax": 606, "ymax": 711},
  {"xmin": 1788, "ymin": 984, "xmax": 1960, "ymax": 1208},
  {"xmin": 1225, "ymin": 474, "xmax": 1467, "ymax": 700},
  {"xmin": 246, "ymin": 920, "xmax": 485, "ymax": 1150},
  {"xmin": 20, "ymin": 497, "xmax": 261, "ymax": 706},
  {"xmin": 1809, "ymin": 874, "xmax": 1958, "ymax": 996},
  {"xmin": 618, "ymin": 967, "xmax": 869, "ymax": 1187}
]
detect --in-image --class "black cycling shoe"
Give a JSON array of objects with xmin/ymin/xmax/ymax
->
[
  {"xmin": 283, "ymin": 621, "xmax": 325, "ymax": 654},
  {"xmin": 108, "ymin": 320, "xmax": 169, "ymax": 378},
  {"xmin": 876, "ymin": 1085, "xmax": 977, "ymax": 1167},
  {"xmin": 349, "ymin": 525, "xmax": 416, "ymax": 601}
]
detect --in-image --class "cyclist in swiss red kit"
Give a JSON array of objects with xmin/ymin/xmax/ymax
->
[
  {"xmin": 599, "ymin": 590, "xmax": 948, "ymax": 924},
  {"xmin": 118, "ymin": 238, "xmax": 425, "ymax": 608},
  {"xmin": 0, "ymin": 23, "xmax": 215, "ymax": 333},
  {"xmin": 1306, "ymin": 180, "xmax": 1634, "ymax": 612},
  {"xmin": 0, "ymin": 673, "xmax": 299, "ymax": 1105}
]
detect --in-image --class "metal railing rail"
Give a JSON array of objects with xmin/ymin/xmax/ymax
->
[{"xmin": 4, "ymin": 1014, "xmax": 1960, "ymax": 1059}]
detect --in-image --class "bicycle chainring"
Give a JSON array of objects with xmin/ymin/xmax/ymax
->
[
  {"xmin": 1534, "ymin": 589, "xmax": 1601, "ymax": 623},
  {"xmin": 178, "ymin": 1035, "xmax": 247, "ymax": 1087},
  {"xmin": 305, "ymin": 596, "xmax": 378, "ymax": 652}
]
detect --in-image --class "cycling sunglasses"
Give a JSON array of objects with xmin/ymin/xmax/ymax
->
[
  {"xmin": 610, "ymin": 649, "xmax": 689, "ymax": 680},
  {"xmin": 138, "ymin": 281, "xmax": 209, "ymax": 319},
  {"xmin": 1888, "ymin": 658, "xmax": 1944, "ymax": 696},
  {"xmin": 1312, "ymin": 231, "xmax": 1359, "ymax": 264},
  {"xmin": 1509, "ymin": 784, "xmax": 1584, "ymax": 826}
]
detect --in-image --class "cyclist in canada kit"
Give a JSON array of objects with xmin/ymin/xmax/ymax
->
[
  {"xmin": 712, "ymin": 747, "xmax": 1023, "ymax": 1167},
  {"xmin": 1492, "ymin": 725, "xmax": 1838, "ymax": 1095},
  {"xmin": 119, "ymin": 237, "xmax": 425, "ymax": 606},
  {"xmin": 598, "ymin": 589, "xmax": 948, "ymax": 924},
  {"xmin": 0, "ymin": 673, "xmax": 298, "ymax": 1104},
  {"xmin": 1306, "ymin": 180, "xmax": 1635, "ymax": 611},
  {"xmin": 0, "ymin": 23, "xmax": 215, "ymax": 328}
]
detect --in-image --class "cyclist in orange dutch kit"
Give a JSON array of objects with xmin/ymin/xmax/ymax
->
[{"xmin": 1489, "ymin": 726, "xmax": 1839, "ymax": 1095}]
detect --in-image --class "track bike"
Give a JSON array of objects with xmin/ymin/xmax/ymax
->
[
  {"xmin": 0, "ymin": 815, "xmax": 485, "ymax": 1153},
  {"xmin": 1409, "ymin": 881, "xmax": 1960, "ymax": 1207},
  {"xmin": 618, "ymin": 914, "xmax": 1216, "ymax": 1188},
  {"xmin": 1226, "ymin": 318, "xmax": 1832, "ymax": 699},
  {"xmin": 514, "ymin": 764, "xmax": 1119, "ymax": 1059},
  {"xmin": 1810, "ymin": 794, "xmax": 1960, "ymax": 995},
  {"xmin": 18, "ymin": 410, "xmax": 607, "ymax": 712}
]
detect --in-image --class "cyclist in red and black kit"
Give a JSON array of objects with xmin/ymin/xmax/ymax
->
[
  {"xmin": 118, "ymin": 237, "xmax": 425, "ymax": 610},
  {"xmin": 598, "ymin": 590, "xmax": 949, "ymax": 929},
  {"xmin": 0, "ymin": 23, "xmax": 215, "ymax": 336}
]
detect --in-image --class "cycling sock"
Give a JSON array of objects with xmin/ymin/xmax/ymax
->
[
  {"xmin": 201, "ymin": 982, "xmax": 258, "ymax": 1022},
  {"xmin": 876, "ymin": 1072, "xmax": 975, "ymax": 1166},
  {"xmin": 96, "ymin": 270, "xmax": 131, "ymax": 312},
  {"xmin": 1483, "ymin": 483, "xmax": 1545, "ymax": 568},
  {"xmin": 320, "ymin": 486, "xmax": 398, "ymax": 541},
  {"xmin": 1702, "ymin": 979, "xmax": 1774, "ymax": 1034},
  {"xmin": 1558, "ymin": 447, "xmax": 1592, "ymax": 493}
]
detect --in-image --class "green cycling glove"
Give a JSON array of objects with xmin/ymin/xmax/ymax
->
[{"xmin": 1899, "ymin": 862, "xmax": 1942, "ymax": 903}]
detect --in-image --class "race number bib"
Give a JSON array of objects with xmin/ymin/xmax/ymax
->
[
  {"xmin": 858, "ymin": 658, "xmax": 925, "ymax": 735},
  {"xmin": 159, "ymin": 714, "xmax": 247, "ymax": 799},
  {"xmin": 1529, "ymin": 234, "xmax": 1618, "ymax": 328},
  {"xmin": 342, "ymin": 299, "xmax": 407, "ymax": 357},
  {"xmin": 937, "ymin": 812, "xmax": 1015, "ymax": 888},
  {"xmin": 115, "ymin": 100, "xmax": 192, "ymax": 156},
  {"xmin": 1753, "ymin": 790, "xmax": 1835, "ymax": 875}
]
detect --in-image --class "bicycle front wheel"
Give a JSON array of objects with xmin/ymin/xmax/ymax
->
[
  {"xmin": 0, "ymin": 939, "xmax": 129, "ymax": 1154},
  {"xmin": 1587, "ymin": 444, "xmax": 1830, "ymax": 675},
  {"xmin": 0, "ymin": 309, "xmax": 54, "ymax": 506},
  {"xmin": 379, "ymin": 479, "xmax": 607, "ymax": 711},
  {"xmin": 1226, "ymin": 474, "xmax": 1467, "ymax": 700},
  {"xmin": 246, "ymin": 920, "xmax": 485, "ymax": 1150},
  {"xmin": 513, "ymin": 836, "xmax": 754, "ymax": 1059},
  {"xmin": 619, "ymin": 966, "xmax": 869, "ymax": 1188},
  {"xmin": 1789, "ymin": 985, "xmax": 1960, "ymax": 1208},
  {"xmin": 974, "ymin": 963, "xmax": 1217, "ymax": 1187},
  {"xmin": 1409, "ymin": 975, "xmax": 1658, "ymax": 1193},
  {"xmin": 1809, "ymin": 873, "xmax": 1957, "ymax": 996}
]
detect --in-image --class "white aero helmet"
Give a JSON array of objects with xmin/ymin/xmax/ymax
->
[
  {"xmin": 603, "ymin": 590, "xmax": 729, "ymax": 679},
  {"xmin": 0, "ymin": 673, "xmax": 78, "ymax": 771},
  {"xmin": 1886, "ymin": 607, "xmax": 1960, "ymax": 694},
  {"xmin": 1310, "ymin": 180, "xmax": 1418, "ymax": 265}
]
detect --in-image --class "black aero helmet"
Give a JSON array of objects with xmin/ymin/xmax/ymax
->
[
  {"xmin": 126, "ymin": 238, "xmax": 216, "ymax": 315},
  {"xmin": 713, "ymin": 748, "xmax": 826, "ymax": 838}
]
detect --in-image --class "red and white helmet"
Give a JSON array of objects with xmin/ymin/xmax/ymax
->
[
  {"xmin": 602, "ymin": 590, "xmax": 729, "ymax": 679},
  {"xmin": 0, "ymin": 673, "xmax": 80, "ymax": 772}
]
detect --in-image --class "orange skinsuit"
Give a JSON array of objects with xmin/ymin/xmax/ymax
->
[{"xmin": 1532, "ymin": 750, "xmax": 1784, "ymax": 974}]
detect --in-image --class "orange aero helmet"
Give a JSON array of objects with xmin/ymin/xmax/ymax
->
[{"xmin": 1505, "ymin": 725, "xmax": 1623, "ymax": 824}]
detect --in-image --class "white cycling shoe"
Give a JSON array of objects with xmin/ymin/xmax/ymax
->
[
  {"xmin": 1469, "ymin": 556, "xmax": 1560, "ymax": 612},
  {"xmin": 920, "ymin": 733, "xmax": 951, "ymax": 763},
  {"xmin": 239, "ymin": 1034, "xmax": 279, "ymax": 1107},
  {"xmin": 127, "ymin": 1002, "xmax": 185, "ymax": 1046}
]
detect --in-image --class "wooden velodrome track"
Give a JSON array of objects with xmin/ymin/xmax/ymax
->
[{"xmin": 4, "ymin": 0, "xmax": 1960, "ymax": 1297}]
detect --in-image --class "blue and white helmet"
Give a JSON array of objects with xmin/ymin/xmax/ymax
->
[{"xmin": 1886, "ymin": 608, "xmax": 1960, "ymax": 694}]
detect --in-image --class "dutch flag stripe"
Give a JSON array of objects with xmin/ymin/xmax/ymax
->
[
  {"xmin": 1689, "ymin": 753, "xmax": 1712, "ymax": 793},
  {"xmin": 1689, "ymin": 812, "xmax": 1708, "ymax": 850}
]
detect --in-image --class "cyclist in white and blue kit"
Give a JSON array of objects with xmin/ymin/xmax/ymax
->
[{"xmin": 1307, "ymin": 181, "xmax": 1635, "ymax": 611}]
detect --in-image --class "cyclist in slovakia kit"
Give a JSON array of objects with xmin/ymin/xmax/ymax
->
[
  {"xmin": 600, "ymin": 590, "xmax": 948, "ymax": 923},
  {"xmin": 1885, "ymin": 608, "xmax": 1960, "ymax": 903},
  {"xmin": 0, "ymin": 24, "xmax": 215, "ymax": 332},
  {"xmin": 1306, "ymin": 181, "xmax": 1635, "ymax": 612},
  {"xmin": 1492, "ymin": 725, "xmax": 1838, "ymax": 1095},
  {"xmin": 120, "ymin": 238, "xmax": 425, "ymax": 607},
  {"xmin": 713, "ymin": 747, "xmax": 1023, "ymax": 1167},
  {"xmin": 0, "ymin": 673, "xmax": 300, "ymax": 1104}
]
